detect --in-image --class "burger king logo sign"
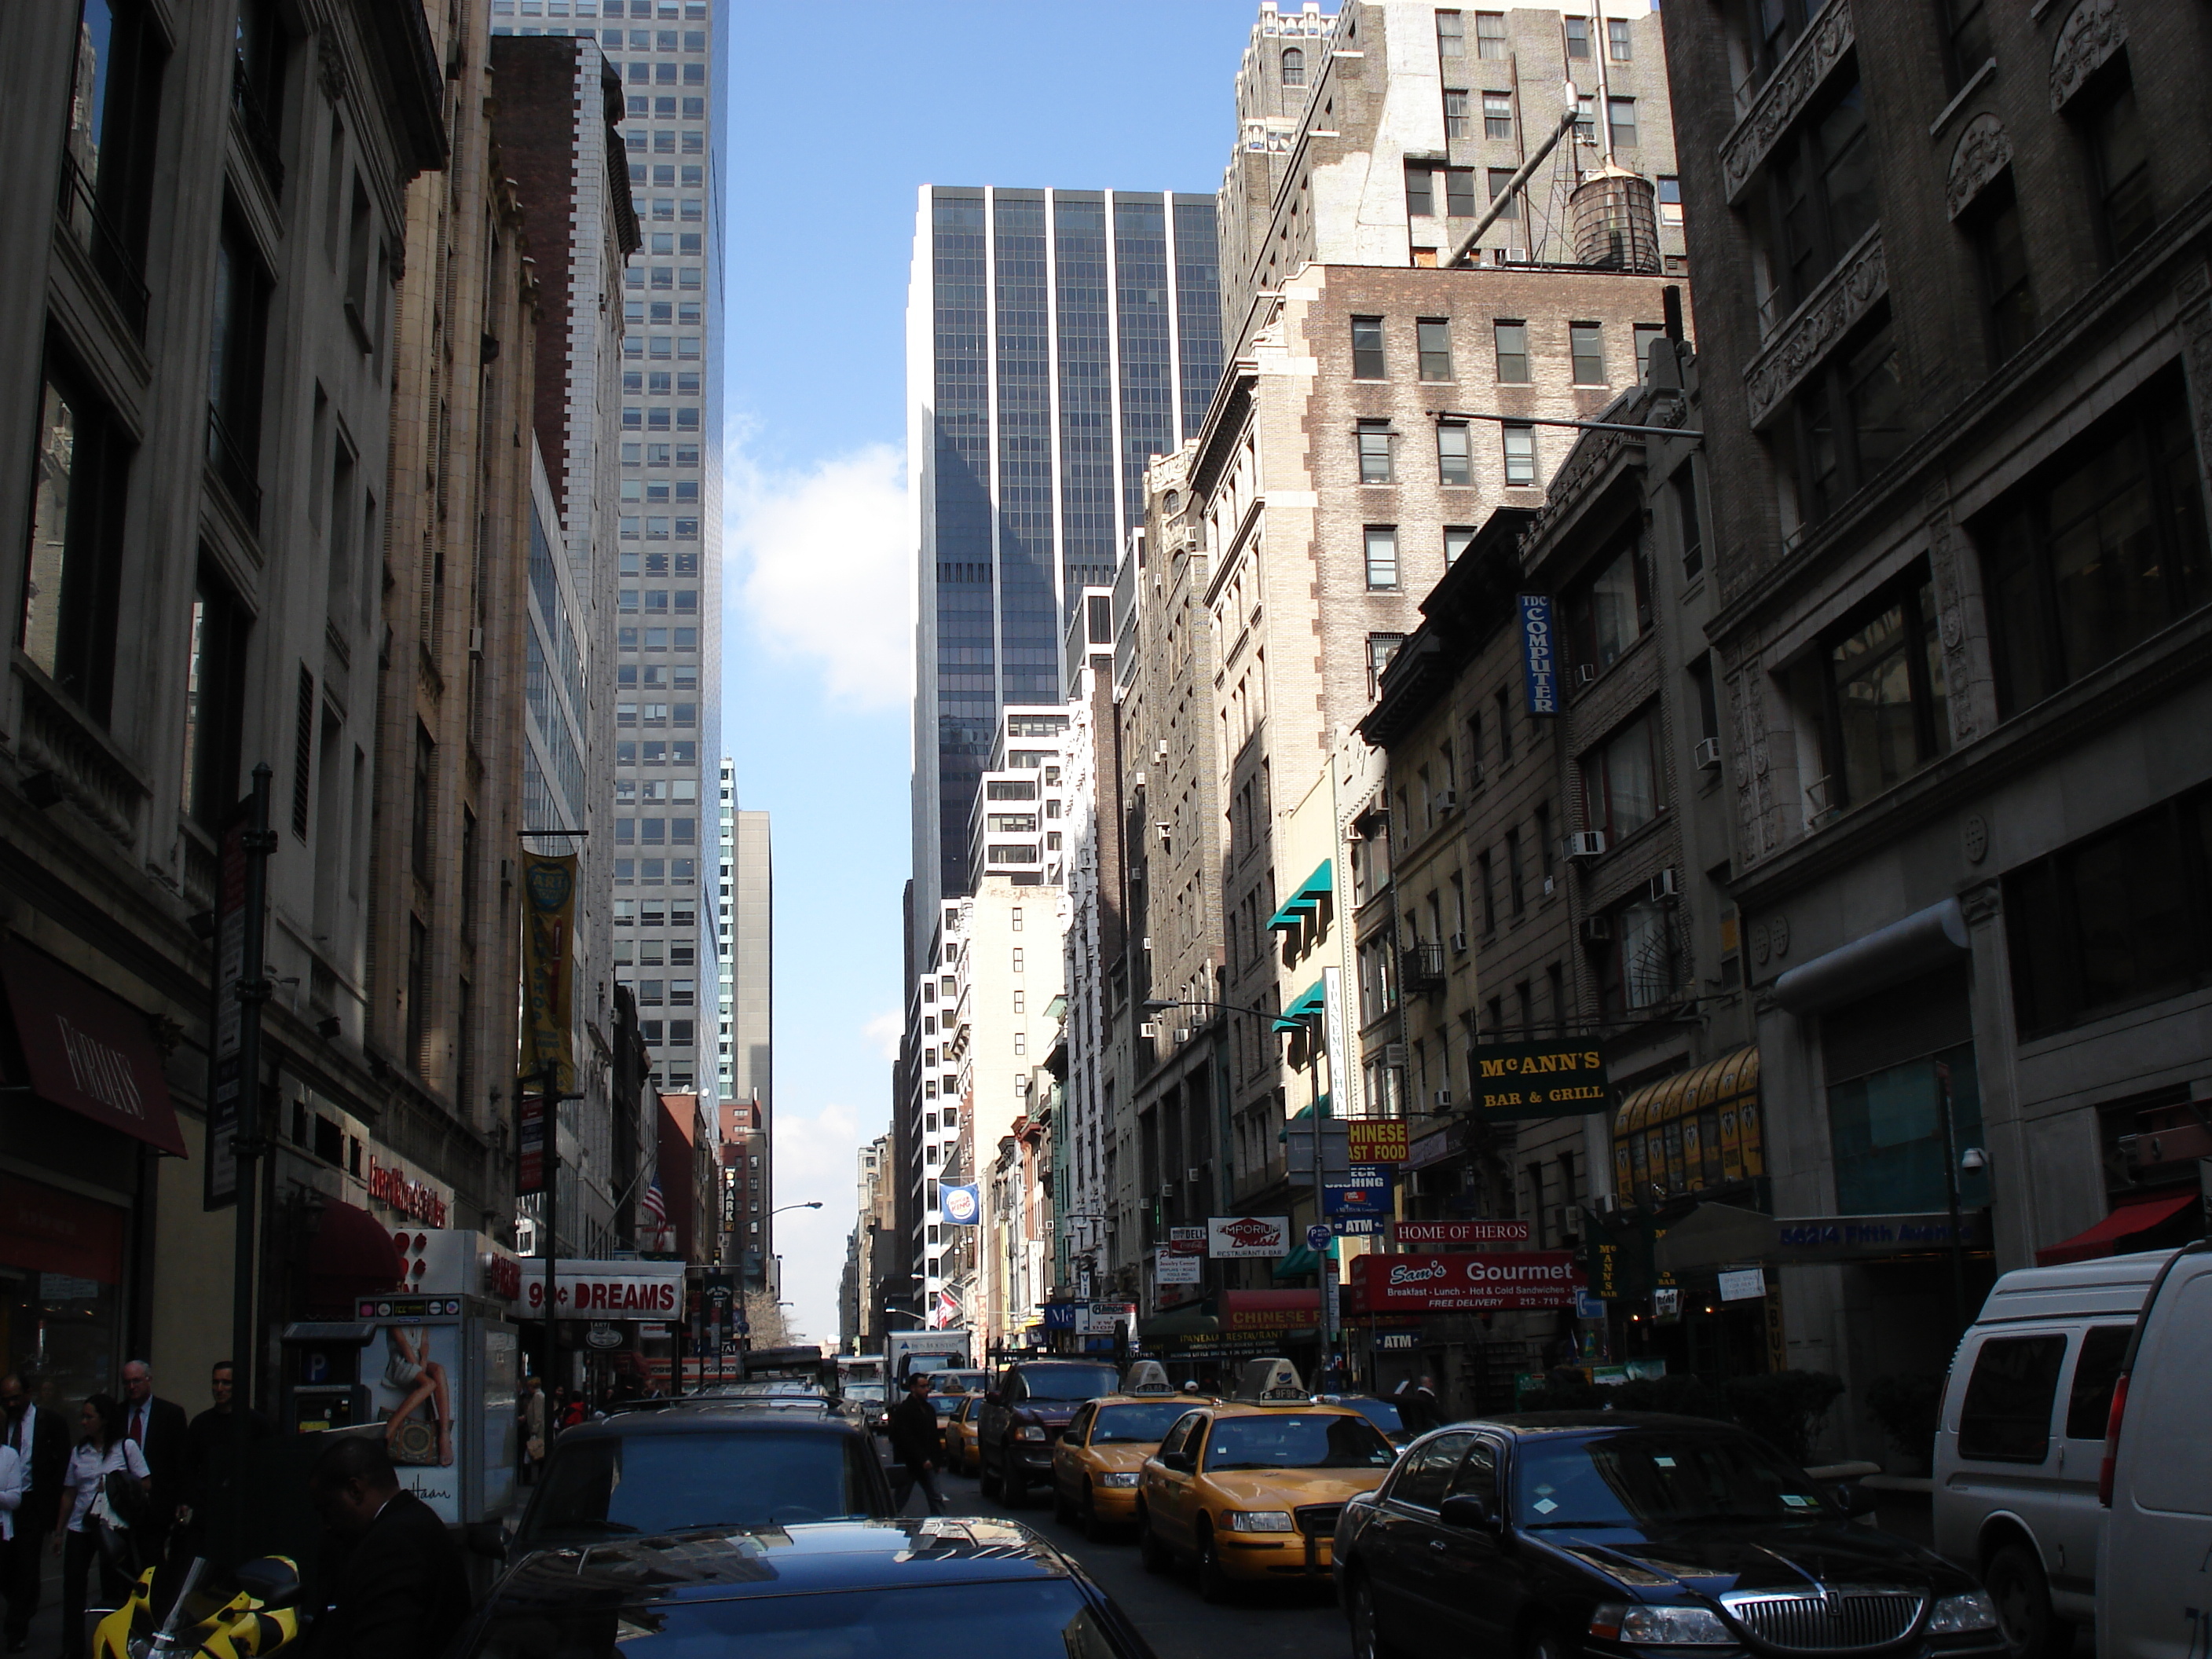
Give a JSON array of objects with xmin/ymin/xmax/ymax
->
[{"xmin": 941, "ymin": 1184, "xmax": 981, "ymax": 1225}]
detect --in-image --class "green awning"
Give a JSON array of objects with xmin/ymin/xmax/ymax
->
[
  {"xmin": 1284, "ymin": 1094, "xmax": 1332, "ymax": 1130},
  {"xmin": 1273, "ymin": 982, "xmax": 1328, "ymax": 1031},
  {"xmin": 1265, "ymin": 862, "xmax": 1335, "ymax": 931},
  {"xmin": 1272, "ymin": 1246, "xmax": 1321, "ymax": 1279}
]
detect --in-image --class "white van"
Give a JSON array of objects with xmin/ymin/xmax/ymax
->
[
  {"xmin": 1932, "ymin": 1248, "xmax": 2176, "ymax": 1659},
  {"xmin": 2095, "ymin": 1240, "xmax": 2212, "ymax": 1659}
]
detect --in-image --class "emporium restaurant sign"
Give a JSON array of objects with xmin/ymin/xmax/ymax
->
[{"xmin": 1470, "ymin": 1041, "xmax": 1611, "ymax": 1119}]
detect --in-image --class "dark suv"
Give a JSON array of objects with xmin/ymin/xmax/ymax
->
[{"xmin": 976, "ymin": 1361, "xmax": 1122, "ymax": 1507}]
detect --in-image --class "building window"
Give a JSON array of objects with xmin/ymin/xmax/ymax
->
[
  {"xmin": 1799, "ymin": 566, "xmax": 1949, "ymax": 815},
  {"xmin": 2079, "ymin": 64, "xmax": 2153, "ymax": 262},
  {"xmin": 1581, "ymin": 704, "xmax": 1663, "ymax": 841},
  {"xmin": 1966, "ymin": 174, "xmax": 2035, "ymax": 364},
  {"xmin": 1563, "ymin": 15, "xmax": 1589, "ymax": 58},
  {"xmin": 2007, "ymin": 788, "xmax": 2212, "ymax": 1038},
  {"xmin": 1674, "ymin": 468, "xmax": 1706, "ymax": 581},
  {"xmin": 1443, "ymin": 90, "xmax": 1470, "ymax": 140},
  {"xmin": 1939, "ymin": 0, "xmax": 1990, "ymax": 93},
  {"xmin": 1574, "ymin": 96, "xmax": 1596, "ymax": 143},
  {"xmin": 1657, "ymin": 176, "xmax": 1683, "ymax": 228},
  {"xmin": 207, "ymin": 214, "xmax": 272, "ymax": 524},
  {"xmin": 1606, "ymin": 97, "xmax": 1637, "ymax": 151},
  {"xmin": 1981, "ymin": 371, "xmax": 2207, "ymax": 716},
  {"xmin": 1364, "ymin": 526, "xmax": 1400, "ymax": 591},
  {"xmin": 59, "ymin": 0, "xmax": 163, "ymax": 329},
  {"xmin": 1502, "ymin": 424, "xmax": 1536, "ymax": 486},
  {"xmin": 1404, "ymin": 163, "xmax": 1434, "ymax": 218},
  {"xmin": 1436, "ymin": 9, "xmax": 1464, "ymax": 56},
  {"xmin": 1595, "ymin": 897, "xmax": 1678, "ymax": 1017},
  {"xmin": 1474, "ymin": 12, "xmax": 1506, "ymax": 58},
  {"xmin": 1768, "ymin": 76, "xmax": 1877, "ymax": 313},
  {"xmin": 1350, "ymin": 315, "xmax": 1386, "ymax": 379},
  {"xmin": 1367, "ymin": 632, "xmax": 1407, "ymax": 694},
  {"xmin": 181, "ymin": 563, "xmax": 249, "ymax": 826},
  {"xmin": 1436, "ymin": 423, "xmax": 1471, "ymax": 486},
  {"xmin": 1565, "ymin": 539, "xmax": 1647, "ymax": 677},
  {"xmin": 1505, "ymin": 826, "xmax": 1525, "ymax": 915},
  {"xmin": 1445, "ymin": 525, "xmax": 1475, "ymax": 564},
  {"xmin": 1280, "ymin": 46, "xmax": 1304, "ymax": 86},
  {"xmin": 1416, "ymin": 319, "xmax": 1453, "ymax": 381},
  {"xmin": 1493, "ymin": 320, "xmax": 1529, "ymax": 383},
  {"xmin": 1608, "ymin": 16, "xmax": 1632, "ymax": 59},
  {"xmin": 1438, "ymin": 167, "xmax": 1474, "ymax": 218},
  {"xmin": 1482, "ymin": 91, "xmax": 1513, "ymax": 140},
  {"xmin": 1569, "ymin": 322, "xmax": 1604, "ymax": 385},
  {"xmin": 1357, "ymin": 422, "xmax": 1395, "ymax": 484},
  {"xmin": 1485, "ymin": 168, "xmax": 1519, "ymax": 220},
  {"xmin": 1780, "ymin": 311, "xmax": 1909, "ymax": 526},
  {"xmin": 20, "ymin": 353, "xmax": 131, "ymax": 721},
  {"xmin": 1634, "ymin": 324, "xmax": 1665, "ymax": 383}
]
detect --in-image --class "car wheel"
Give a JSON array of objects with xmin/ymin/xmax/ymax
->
[
  {"xmin": 1004, "ymin": 1465, "xmax": 1030, "ymax": 1507},
  {"xmin": 1053, "ymin": 1477, "xmax": 1075, "ymax": 1525},
  {"xmin": 1196, "ymin": 1520, "xmax": 1232, "ymax": 1604},
  {"xmin": 1138, "ymin": 1507, "xmax": 1169, "ymax": 1574},
  {"xmin": 1347, "ymin": 1577, "xmax": 1397, "ymax": 1659},
  {"xmin": 979, "ymin": 1453, "xmax": 1002, "ymax": 1499},
  {"xmin": 1987, "ymin": 1541, "xmax": 2069, "ymax": 1659},
  {"xmin": 1523, "ymin": 1624, "xmax": 1570, "ymax": 1659},
  {"xmin": 1081, "ymin": 1481, "xmax": 1107, "ymax": 1544}
]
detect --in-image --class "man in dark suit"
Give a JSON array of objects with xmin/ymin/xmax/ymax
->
[
  {"xmin": 303, "ymin": 1437, "xmax": 471, "ymax": 1658},
  {"xmin": 119, "ymin": 1361, "xmax": 189, "ymax": 1568},
  {"xmin": 178, "ymin": 1361, "xmax": 269, "ymax": 1564},
  {"xmin": 1, "ymin": 1372, "xmax": 68, "ymax": 1654}
]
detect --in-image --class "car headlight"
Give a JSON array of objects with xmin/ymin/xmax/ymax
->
[
  {"xmin": 1097, "ymin": 1471, "xmax": 1141, "ymax": 1488},
  {"xmin": 1016, "ymin": 1424, "xmax": 1047, "ymax": 1441},
  {"xmin": 1226, "ymin": 1510, "xmax": 1295, "ymax": 1533},
  {"xmin": 1928, "ymin": 1592, "xmax": 1998, "ymax": 1635},
  {"xmin": 1589, "ymin": 1603, "xmax": 1732, "ymax": 1644}
]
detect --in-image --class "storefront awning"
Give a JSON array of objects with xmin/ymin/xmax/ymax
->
[
  {"xmin": 1274, "ymin": 982, "xmax": 1327, "ymax": 1031},
  {"xmin": 308, "ymin": 1199, "xmax": 407, "ymax": 1303},
  {"xmin": 1272, "ymin": 1244, "xmax": 1321, "ymax": 1279},
  {"xmin": 0, "ymin": 940, "xmax": 185, "ymax": 1156},
  {"xmin": 2034, "ymin": 1190, "xmax": 2200, "ymax": 1267},
  {"xmin": 1265, "ymin": 862, "xmax": 1335, "ymax": 931}
]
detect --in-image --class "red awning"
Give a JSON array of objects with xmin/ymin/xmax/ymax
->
[
  {"xmin": 0, "ymin": 940, "xmax": 185, "ymax": 1156},
  {"xmin": 2034, "ymin": 1190, "xmax": 2199, "ymax": 1267},
  {"xmin": 307, "ymin": 1199, "xmax": 406, "ymax": 1291}
]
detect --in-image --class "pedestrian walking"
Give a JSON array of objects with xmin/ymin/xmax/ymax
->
[
  {"xmin": 518, "ymin": 1377, "xmax": 546, "ymax": 1486},
  {"xmin": 118, "ymin": 1362, "xmax": 186, "ymax": 1568},
  {"xmin": 1, "ymin": 1372, "xmax": 66, "ymax": 1654},
  {"xmin": 301, "ymin": 1437, "xmax": 470, "ymax": 1659},
  {"xmin": 57, "ymin": 1394, "xmax": 150, "ymax": 1659},
  {"xmin": 886, "ymin": 1374, "xmax": 946, "ymax": 1517},
  {"xmin": 178, "ymin": 1361, "xmax": 269, "ymax": 1563}
]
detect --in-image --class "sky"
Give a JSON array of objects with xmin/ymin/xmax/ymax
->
[{"xmin": 717, "ymin": 2, "xmax": 1268, "ymax": 1344}]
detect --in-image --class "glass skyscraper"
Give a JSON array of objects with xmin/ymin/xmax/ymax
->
[{"xmin": 906, "ymin": 186, "xmax": 1222, "ymax": 965}]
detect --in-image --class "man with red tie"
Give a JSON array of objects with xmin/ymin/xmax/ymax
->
[{"xmin": 118, "ymin": 1363, "xmax": 187, "ymax": 1569}]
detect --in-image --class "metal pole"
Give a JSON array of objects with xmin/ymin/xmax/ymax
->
[
  {"xmin": 231, "ymin": 764, "xmax": 274, "ymax": 1415},
  {"xmin": 1936, "ymin": 1061, "xmax": 1967, "ymax": 1337},
  {"xmin": 543, "ymin": 1068, "xmax": 559, "ymax": 1403}
]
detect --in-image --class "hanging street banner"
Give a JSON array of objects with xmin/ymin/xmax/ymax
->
[
  {"xmin": 1518, "ymin": 594, "xmax": 1558, "ymax": 716},
  {"xmin": 1470, "ymin": 1039, "xmax": 1611, "ymax": 1119},
  {"xmin": 520, "ymin": 853, "xmax": 578, "ymax": 1095},
  {"xmin": 205, "ymin": 810, "xmax": 252, "ymax": 1209},
  {"xmin": 1345, "ymin": 1119, "xmax": 1409, "ymax": 1164},
  {"xmin": 1346, "ymin": 1250, "xmax": 1584, "ymax": 1313}
]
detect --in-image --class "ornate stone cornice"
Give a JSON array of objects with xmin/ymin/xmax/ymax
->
[
  {"xmin": 1719, "ymin": 0, "xmax": 1855, "ymax": 205},
  {"xmin": 1946, "ymin": 112, "xmax": 2012, "ymax": 222},
  {"xmin": 1743, "ymin": 228, "xmax": 1888, "ymax": 428},
  {"xmin": 2049, "ymin": 0, "xmax": 2126, "ymax": 112}
]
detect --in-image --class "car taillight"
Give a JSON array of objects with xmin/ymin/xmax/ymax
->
[{"xmin": 2098, "ymin": 1370, "xmax": 2130, "ymax": 1507}]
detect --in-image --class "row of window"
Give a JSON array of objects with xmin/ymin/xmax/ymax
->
[
  {"xmin": 629, "ymin": 164, "xmax": 705, "ymax": 189},
  {"xmin": 617, "ymin": 626, "xmax": 701, "ymax": 650},
  {"xmin": 1407, "ymin": 165, "xmax": 1683, "ymax": 230},
  {"xmin": 625, "ymin": 330, "xmax": 703, "ymax": 357},
  {"xmin": 620, "ymin": 516, "xmax": 702, "ymax": 541},
  {"xmin": 615, "ymin": 816, "xmax": 698, "ymax": 843},
  {"xmin": 614, "ymin": 701, "xmax": 700, "ymax": 727},
  {"xmin": 623, "ymin": 406, "xmax": 703, "ymax": 430},
  {"xmin": 623, "ymin": 367, "xmax": 702, "ymax": 396},
  {"xmin": 624, "ymin": 298, "xmax": 704, "ymax": 328},
  {"xmin": 618, "ymin": 977, "xmax": 698, "ymax": 1005},
  {"xmin": 1433, "ymin": 9, "xmax": 1632, "ymax": 62},
  {"xmin": 618, "ymin": 589, "xmax": 701, "ymax": 612},
  {"xmin": 613, "ymin": 856, "xmax": 698, "ymax": 884},
  {"xmin": 612, "ymin": 769, "xmax": 698, "ymax": 797},
  {"xmin": 621, "ymin": 443, "xmax": 703, "ymax": 467},
  {"xmin": 621, "ymin": 95, "xmax": 705, "ymax": 122},
  {"xmin": 613, "ymin": 900, "xmax": 698, "ymax": 925},
  {"xmin": 616, "ymin": 666, "xmax": 698, "ymax": 694},
  {"xmin": 1350, "ymin": 315, "xmax": 1662, "ymax": 387},
  {"xmin": 1358, "ymin": 420, "xmax": 1547, "ymax": 492},
  {"xmin": 621, "ymin": 60, "xmax": 709, "ymax": 88},
  {"xmin": 496, "ymin": 0, "xmax": 705, "ymax": 18},
  {"xmin": 614, "ymin": 938, "xmax": 695, "ymax": 965},
  {"xmin": 1443, "ymin": 90, "xmax": 1643, "ymax": 152}
]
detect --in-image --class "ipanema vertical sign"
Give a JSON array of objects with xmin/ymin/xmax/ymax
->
[{"xmin": 1518, "ymin": 594, "xmax": 1558, "ymax": 716}]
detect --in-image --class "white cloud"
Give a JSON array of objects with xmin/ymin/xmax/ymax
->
[
  {"xmin": 725, "ymin": 438, "xmax": 912, "ymax": 712},
  {"xmin": 862, "ymin": 1009, "xmax": 903, "ymax": 1063},
  {"xmin": 767, "ymin": 1097, "xmax": 870, "ymax": 1348}
]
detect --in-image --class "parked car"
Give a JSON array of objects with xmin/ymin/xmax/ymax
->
[
  {"xmin": 946, "ymin": 1394, "xmax": 983, "ymax": 1474},
  {"xmin": 1336, "ymin": 1414, "xmax": 2001, "ymax": 1659},
  {"xmin": 2094, "ymin": 1240, "xmax": 2212, "ymax": 1659},
  {"xmin": 1050, "ymin": 1393, "xmax": 1205, "ymax": 1539},
  {"xmin": 1136, "ymin": 1399, "xmax": 1398, "ymax": 1599},
  {"xmin": 1932, "ymin": 1247, "xmax": 2171, "ymax": 1659},
  {"xmin": 1317, "ymin": 1392, "xmax": 1445, "ymax": 1445},
  {"xmin": 511, "ymin": 1404, "xmax": 896, "ymax": 1550},
  {"xmin": 977, "ymin": 1360, "xmax": 1123, "ymax": 1506},
  {"xmin": 460, "ymin": 1518, "xmax": 1162, "ymax": 1659}
]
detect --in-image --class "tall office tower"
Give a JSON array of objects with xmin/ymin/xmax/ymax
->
[
  {"xmin": 717, "ymin": 758, "xmax": 775, "ymax": 1288},
  {"xmin": 500, "ymin": 0, "xmax": 727, "ymax": 1116},
  {"xmin": 905, "ymin": 186, "xmax": 1225, "ymax": 978},
  {"xmin": 493, "ymin": 34, "xmax": 641, "ymax": 1254}
]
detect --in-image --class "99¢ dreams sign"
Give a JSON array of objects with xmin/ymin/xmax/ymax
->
[{"xmin": 1470, "ymin": 1041, "xmax": 1612, "ymax": 1119}]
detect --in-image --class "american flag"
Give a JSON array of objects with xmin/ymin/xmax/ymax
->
[
  {"xmin": 931, "ymin": 1288, "xmax": 960, "ymax": 1329},
  {"xmin": 643, "ymin": 1176, "xmax": 668, "ymax": 1225}
]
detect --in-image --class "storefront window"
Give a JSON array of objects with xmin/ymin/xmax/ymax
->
[{"xmin": 0, "ymin": 1174, "xmax": 127, "ymax": 1405}]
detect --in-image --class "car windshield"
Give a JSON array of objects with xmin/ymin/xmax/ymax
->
[
  {"xmin": 1202, "ymin": 1414, "xmax": 1397, "ymax": 1473},
  {"xmin": 1090, "ymin": 1403, "xmax": 1190, "ymax": 1445},
  {"xmin": 1514, "ymin": 1428, "xmax": 1834, "ymax": 1529},
  {"xmin": 928, "ymin": 1396, "xmax": 967, "ymax": 1415},
  {"xmin": 1017, "ymin": 1365, "xmax": 1121, "ymax": 1402},
  {"xmin": 1331, "ymin": 1397, "xmax": 1438, "ymax": 1437},
  {"xmin": 517, "ymin": 1433, "xmax": 884, "ymax": 1545},
  {"xmin": 845, "ymin": 1385, "xmax": 886, "ymax": 1405},
  {"xmin": 467, "ymin": 1580, "xmax": 1119, "ymax": 1659}
]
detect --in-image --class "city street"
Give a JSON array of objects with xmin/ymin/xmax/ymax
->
[{"xmin": 898, "ymin": 1459, "xmax": 1351, "ymax": 1659}]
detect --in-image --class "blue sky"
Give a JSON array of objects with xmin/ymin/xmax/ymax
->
[{"xmin": 717, "ymin": 1, "xmax": 1268, "ymax": 1342}]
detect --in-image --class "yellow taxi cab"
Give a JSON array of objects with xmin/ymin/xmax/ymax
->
[
  {"xmin": 1049, "ymin": 1367, "xmax": 1208, "ymax": 1539},
  {"xmin": 1135, "ymin": 1391, "xmax": 1398, "ymax": 1600},
  {"xmin": 945, "ymin": 1393, "xmax": 983, "ymax": 1475}
]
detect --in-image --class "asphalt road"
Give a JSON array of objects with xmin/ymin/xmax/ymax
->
[{"xmin": 888, "ymin": 1451, "xmax": 1353, "ymax": 1659}]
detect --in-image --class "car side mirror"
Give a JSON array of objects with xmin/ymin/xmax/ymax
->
[
  {"xmin": 1438, "ymin": 1493, "xmax": 1498, "ymax": 1532},
  {"xmin": 1836, "ymin": 1482, "xmax": 1881, "ymax": 1518},
  {"xmin": 1163, "ymin": 1451, "xmax": 1192, "ymax": 1473},
  {"xmin": 233, "ymin": 1556, "xmax": 302, "ymax": 1610},
  {"xmin": 463, "ymin": 1521, "xmax": 510, "ymax": 1561}
]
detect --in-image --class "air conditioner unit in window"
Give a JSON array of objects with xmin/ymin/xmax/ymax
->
[
  {"xmin": 1160, "ymin": 1181, "xmax": 1175, "ymax": 1198},
  {"xmin": 1573, "ymin": 662, "xmax": 1599, "ymax": 688},
  {"xmin": 1435, "ymin": 1089, "xmax": 1453, "ymax": 1108},
  {"xmin": 1141, "ymin": 937, "xmax": 1153, "ymax": 952},
  {"xmin": 1580, "ymin": 914, "xmax": 1613, "ymax": 944},
  {"xmin": 1695, "ymin": 736, "xmax": 1723, "ymax": 771},
  {"xmin": 1650, "ymin": 867, "xmax": 1679, "ymax": 901},
  {"xmin": 1469, "ymin": 761, "xmax": 1485, "ymax": 785},
  {"xmin": 1139, "ymin": 1021, "xmax": 1159, "ymax": 1038},
  {"xmin": 1382, "ymin": 1043, "xmax": 1408, "ymax": 1068},
  {"xmin": 1187, "ymin": 1166, "xmax": 1202, "ymax": 1185},
  {"xmin": 1450, "ymin": 931, "xmax": 1469, "ymax": 953},
  {"xmin": 1133, "ymin": 771, "xmax": 1148, "ymax": 787},
  {"xmin": 1436, "ymin": 789, "xmax": 1459, "ymax": 811},
  {"xmin": 1155, "ymin": 741, "xmax": 1170, "ymax": 761},
  {"xmin": 1563, "ymin": 830, "xmax": 1607, "ymax": 860}
]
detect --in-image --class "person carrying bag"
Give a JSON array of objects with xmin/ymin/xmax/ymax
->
[{"xmin": 56, "ymin": 1394, "xmax": 149, "ymax": 1659}]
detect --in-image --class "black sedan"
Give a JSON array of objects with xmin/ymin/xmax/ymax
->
[
  {"xmin": 457, "ymin": 1517, "xmax": 1160, "ymax": 1659},
  {"xmin": 1335, "ymin": 1413, "xmax": 2003, "ymax": 1659},
  {"xmin": 976, "ymin": 1359, "xmax": 1123, "ymax": 1505},
  {"xmin": 511, "ymin": 1404, "xmax": 896, "ymax": 1550}
]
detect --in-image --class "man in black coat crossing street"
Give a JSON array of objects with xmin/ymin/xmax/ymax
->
[
  {"xmin": 302, "ymin": 1437, "xmax": 471, "ymax": 1659},
  {"xmin": 886, "ymin": 1374, "xmax": 947, "ymax": 1516}
]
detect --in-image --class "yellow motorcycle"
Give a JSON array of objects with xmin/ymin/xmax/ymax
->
[{"xmin": 93, "ymin": 1556, "xmax": 304, "ymax": 1659}]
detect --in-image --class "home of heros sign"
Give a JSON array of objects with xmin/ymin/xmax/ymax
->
[{"xmin": 1470, "ymin": 1040, "xmax": 1612, "ymax": 1119}]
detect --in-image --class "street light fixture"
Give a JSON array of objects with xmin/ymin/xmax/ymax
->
[{"xmin": 771, "ymin": 1200, "xmax": 824, "ymax": 1216}]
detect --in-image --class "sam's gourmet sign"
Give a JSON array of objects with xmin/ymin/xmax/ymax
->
[
  {"xmin": 1469, "ymin": 1040, "xmax": 1611, "ymax": 1119},
  {"xmin": 1346, "ymin": 1251, "xmax": 1584, "ymax": 1313}
]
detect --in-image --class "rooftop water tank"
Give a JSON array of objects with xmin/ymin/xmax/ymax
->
[{"xmin": 1571, "ymin": 164, "xmax": 1661, "ymax": 274}]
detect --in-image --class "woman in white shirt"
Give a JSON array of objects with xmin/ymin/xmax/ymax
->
[{"xmin": 55, "ymin": 1393, "xmax": 148, "ymax": 1659}]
